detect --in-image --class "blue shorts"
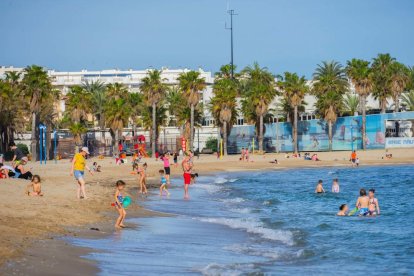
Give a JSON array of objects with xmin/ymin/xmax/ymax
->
[
  {"xmin": 74, "ymin": 170, "xmax": 85, "ymax": 180},
  {"xmin": 359, "ymin": 208, "xmax": 369, "ymax": 216}
]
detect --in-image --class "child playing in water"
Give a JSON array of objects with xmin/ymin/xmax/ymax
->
[
  {"xmin": 315, "ymin": 180, "xmax": 325, "ymax": 193},
  {"xmin": 114, "ymin": 180, "xmax": 127, "ymax": 229},
  {"xmin": 331, "ymin": 178, "xmax": 340, "ymax": 193},
  {"xmin": 25, "ymin": 175, "xmax": 43, "ymax": 196},
  {"xmin": 368, "ymin": 189, "xmax": 380, "ymax": 216},
  {"xmin": 356, "ymin": 188, "xmax": 370, "ymax": 216},
  {"xmin": 139, "ymin": 163, "xmax": 148, "ymax": 195},
  {"xmin": 159, "ymin": 170, "xmax": 170, "ymax": 196},
  {"xmin": 337, "ymin": 204, "xmax": 349, "ymax": 216}
]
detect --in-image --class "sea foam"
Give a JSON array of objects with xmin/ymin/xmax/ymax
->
[{"xmin": 197, "ymin": 217, "xmax": 294, "ymax": 246}]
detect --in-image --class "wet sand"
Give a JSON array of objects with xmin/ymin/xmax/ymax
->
[{"xmin": 0, "ymin": 148, "xmax": 413, "ymax": 274}]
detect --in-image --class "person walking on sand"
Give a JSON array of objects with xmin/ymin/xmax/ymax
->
[
  {"xmin": 350, "ymin": 150, "xmax": 357, "ymax": 167},
  {"xmin": 70, "ymin": 147, "xmax": 93, "ymax": 199},
  {"xmin": 138, "ymin": 163, "xmax": 148, "ymax": 195},
  {"xmin": 161, "ymin": 152, "xmax": 171, "ymax": 185},
  {"xmin": 182, "ymin": 155, "xmax": 193, "ymax": 199}
]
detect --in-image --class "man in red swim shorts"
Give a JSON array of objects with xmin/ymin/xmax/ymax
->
[{"xmin": 182, "ymin": 155, "xmax": 192, "ymax": 199}]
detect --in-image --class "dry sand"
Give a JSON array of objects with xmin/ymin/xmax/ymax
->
[{"xmin": 0, "ymin": 148, "xmax": 413, "ymax": 273}]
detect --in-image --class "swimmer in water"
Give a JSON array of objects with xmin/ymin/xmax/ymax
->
[
  {"xmin": 331, "ymin": 178, "xmax": 340, "ymax": 193},
  {"xmin": 337, "ymin": 204, "xmax": 349, "ymax": 216},
  {"xmin": 368, "ymin": 189, "xmax": 380, "ymax": 216},
  {"xmin": 315, "ymin": 180, "xmax": 325, "ymax": 193},
  {"xmin": 356, "ymin": 188, "xmax": 369, "ymax": 216}
]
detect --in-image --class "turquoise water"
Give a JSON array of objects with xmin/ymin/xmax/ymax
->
[{"xmin": 72, "ymin": 165, "xmax": 414, "ymax": 275}]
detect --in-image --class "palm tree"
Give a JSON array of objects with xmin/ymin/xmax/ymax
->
[
  {"xmin": 177, "ymin": 71, "xmax": 206, "ymax": 152},
  {"xmin": 371, "ymin": 53, "xmax": 395, "ymax": 113},
  {"xmin": 65, "ymin": 86, "xmax": 91, "ymax": 123},
  {"xmin": 210, "ymin": 77, "xmax": 238, "ymax": 155},
  {"xmin": 139, "ymin": 104, "xmax": 168, "ymax": 146},
  {"xmin": 390, "ymin": 62, "xmax": 410, "ymax": 112},
  {"xmin": 342, "ymin": 94, "xmax": 360, "ymax": 115},
  {"xmin": 167, "ymin": 87, "xmax": 203, "ymax": 143},
  {"xmin": 313, "ymin": 61, "xmax": 348, "ymax": 151},
  {"xmin": 65, "ymin": 86, "xmax": 92, "ymax": 153},
  {"xmin": 346, "ymin": 58, "xmax": 373, "ymax": 150},
  {"xmin": 140, "ymin": 70, "xmax": 167, "ymax": 158},
  {"xmin": 241, "ymin": 62, "xmax": 277, "ymax": 153},
  {"xmin": 105, "ymin": 98, "xmax": 132, "ymax": 155},
  {"xmin": 21, "ymin": 65, "xmax": 53, "ymax": 161},
  {"xmin": 69, "ymin": 123, "xmax": 87, "ymax": 148},
  {"xmin": 401, "ymin": 90, "xmax": 414, "ymax": 111},
  {"xmin": 83, "ymin": 80, "xmax": 107, "ymax": 144},
  {"xmin": 277, "ymin": 72, "xmax": 308, "ymax": 153}
]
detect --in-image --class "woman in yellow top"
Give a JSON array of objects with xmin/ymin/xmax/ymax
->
[{"xmin": 71, "ymin": 147, "xmax": 93, "ymax": 199}]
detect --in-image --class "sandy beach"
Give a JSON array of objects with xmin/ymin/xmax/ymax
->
[{"xmin": 0, "ymin": 148, "xmax": 413, "ymax": 274}]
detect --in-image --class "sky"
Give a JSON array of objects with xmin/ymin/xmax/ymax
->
[{"xmin": 1, "ymin": 0, "xmax": 413, "ymax": 78}]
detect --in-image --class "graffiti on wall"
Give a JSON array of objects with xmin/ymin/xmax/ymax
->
[{"xmin": 227, "ymin": 111, "xmax": 414, "ymax": 153}]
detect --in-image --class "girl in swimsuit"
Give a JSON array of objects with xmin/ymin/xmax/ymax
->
[
  {"xmin": 368, "ymin": 189, "xmax": 380, "ymax": 216},
  {"xmin": 26, "ymin": 175, "xmax": 43, "ymax": 196},
  {"xmin": 138, "ymin": 163, "xmax": 148, "ymax": 195},
  {"xmin": 114, "ymin": 180, "xmax": 127, "ymax": 229}
]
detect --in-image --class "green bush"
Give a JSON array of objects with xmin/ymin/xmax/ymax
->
[
  {"xmin": 205, "ymin": 137, "xmax": 218, "ymax": 152},
  {"xmin": 17, "ymin": 143, "xmax": 30, "ymax": 155}
]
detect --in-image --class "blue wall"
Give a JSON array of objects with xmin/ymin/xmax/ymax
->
[{"xmin": 227, "ymin": 112, "xmax": 414, "ymax": 153}]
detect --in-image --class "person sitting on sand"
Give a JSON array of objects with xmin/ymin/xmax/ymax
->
[
  {"xmin": 138, "ymin": 163, "xmax": 148, "ymax": 195},
  {"xmin": 331, "ymin": 178, "xmax": 340, "ymax": 193},
  {"xmin": 337, "ymin": 204, "xmax": 349, "ymax": 216},
  {"xmin": 114, "ymin": 180, "xmax": 127, "ymax": 229},
  {"xmin": 356, "ymin": 188, "xmax": 370, "ymax": 216},
  {"xmin": 368, "ymin": 189, "xmax": 380, "ymax": 216},
  {"xmin": 0, "ymin": 163, "xmax": 16, "ymax": 178},
  {"xmin": 159, "ymin": 170, "xmax": 170, "ymax": 196},
  {"xmin": 315, "ymin": 180, "xmax": 325, "ymax": 193},
  {"xmin": 311, "ymin": 154, "xmax": 320, "ymax": 161},
  {"xmin": 92, "ymin": 162, "xmax": 102, "ymax": 172},
  {"xmin": 25, "ymin": 175, "xmax": 43, "ymax": 196},
  {"xmin": 14, "ymin": 157, "xmax": 33, "ymax": 180}
]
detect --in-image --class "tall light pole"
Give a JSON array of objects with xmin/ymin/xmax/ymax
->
[{"xmin": 225, "ymin": 9, "xmax": 237, "ymax": 78}]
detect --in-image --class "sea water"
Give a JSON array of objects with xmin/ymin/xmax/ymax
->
[{"xmin": 72, "ymin": 165, "xmax": 414, "ymax": 275}]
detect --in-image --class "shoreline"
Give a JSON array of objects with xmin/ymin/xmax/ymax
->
[{"xmin": 0, "ymin": 148, "xmax": 413, "ymax": 274}]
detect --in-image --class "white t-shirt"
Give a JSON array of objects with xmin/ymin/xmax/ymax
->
[{"xmin": 1, "ymin": 165, "xmax": 15, "ymax": 173}]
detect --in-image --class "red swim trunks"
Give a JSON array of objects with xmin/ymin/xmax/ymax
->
[{"xmin": 183, "ymin": 173, "xmax": 191, "ymax": 185}]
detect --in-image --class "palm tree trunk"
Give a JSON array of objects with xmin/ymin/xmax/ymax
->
[
  {"xmin": 293, "ymin": 105, "xmax": 298, "ymax": 153},
  {"xmin": 31, "ymin": 112, "xmax": 37, "ymax": 161},
  {"xmin": 328, "ymin": 120, "xmax": 333, "ymax": 151},
  {"xmin": 394, "ymin": 96, "xmax": 399, "ymax": 113},
  {"xmin": 190, "ymin": 104, "xmax": 194, "ymax": 152},
  {"xmin": 152, "ymin": 103, "xmax": 157, "ymax": 158},
  {"xmin": 100, "ymin": 115, "xmax": 106, "ymax": 146},
  {"xmin": 361, "ymin": 95, "xmax": 367, "ymax": 151},
  {"xmin": 380, "ymin": 98, "xmax": 387, "ymax": 114},
  {"xmin": 223, "ymin": 121, "xmax": 227, "ymax": 156},
  {"xmin": 115, "ymin": 130, "xmax": 119, "ymax": 156},
  {"xmin": 259, "ymin": 114, "xmax": 264, "ymax": 152}
]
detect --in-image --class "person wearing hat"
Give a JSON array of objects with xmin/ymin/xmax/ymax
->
[
  {"xmin": 14, "ymin": 156, "xmax": 33, "ymax": 180},
  {"xmin": 71, "ymin": 147, "xmax": 93, "ymax": 199}
]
